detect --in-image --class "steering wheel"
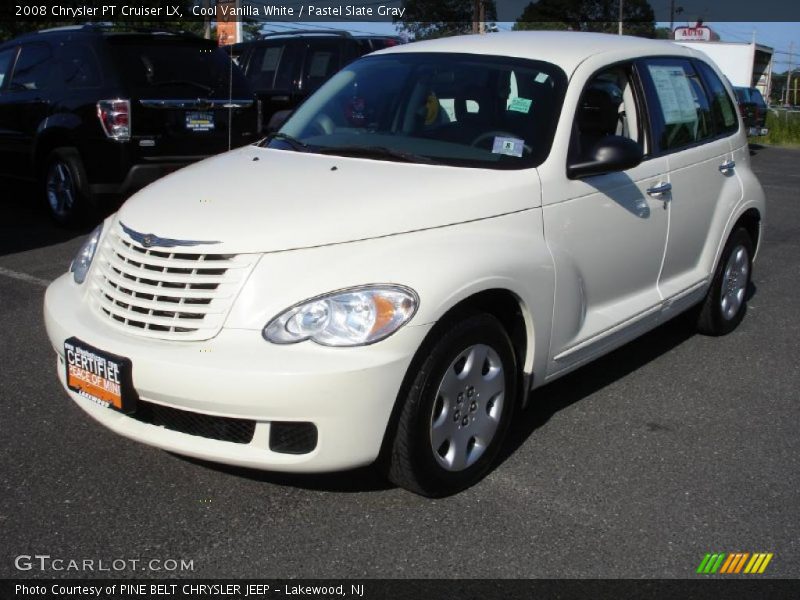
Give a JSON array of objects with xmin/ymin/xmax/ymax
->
[{"xmin": 471, "ymin": 130, "xmax": 532, "ymax": 154}]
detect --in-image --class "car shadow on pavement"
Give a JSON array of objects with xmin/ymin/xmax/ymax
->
[
  {"xmin": 0, "ymin": 178, "xmax": 93, "ymax": 256},
  {"xmin": 176, "ymin": 456, "xmax": 395, "ymax": 493},
  {"xmin": 496, "ymin": 311, "xmax": 699, "ymax": 468}
]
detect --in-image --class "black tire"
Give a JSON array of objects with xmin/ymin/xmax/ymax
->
[
  {"xmin": 696, "ymin": 227, "xmax": 754, "ymax": 336},
  {"xmin": 387, "ymin": 313, "xmax": 518, "ymax": 497},
  {"xmin": 41, "ymin": 147, "xmax": 91, "ymax": 227}
]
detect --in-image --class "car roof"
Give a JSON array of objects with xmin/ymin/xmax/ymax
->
[{"xmin": 376, "ymin": 31, "xmax": 693, "ymax": 74}]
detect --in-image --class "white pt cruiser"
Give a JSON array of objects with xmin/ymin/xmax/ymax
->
[{"xmin": 45, "ymin": 32, "xmax": 765, "ymax": 496}]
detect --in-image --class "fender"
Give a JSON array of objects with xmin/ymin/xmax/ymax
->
[{"xmin": 224, "ymin": 209, "xmax": 557, "ymax": 381}]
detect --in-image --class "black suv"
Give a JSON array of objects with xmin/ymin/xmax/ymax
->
[
  {"xmin": 0, "ymin": 25, "xmax": 259, "ymax": 225},
  {"xmin": 235, "ymin": 30, "xmax": 403, "ymax": 129}
]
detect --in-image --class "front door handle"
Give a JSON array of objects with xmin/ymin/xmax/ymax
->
[
  {"xmin": 719, "ymin": 160, "xmax": 736, "ymax": 173},
  {"xmin": 646, "ymin": 182, "xmax": 672, "ymax": 196}
]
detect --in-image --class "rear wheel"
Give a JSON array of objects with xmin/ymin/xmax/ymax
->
[
  {"xmin": 387, "ymin": 313, "xmax": 517, "ymax": 496},
  {"xmin": 696, "ymin": 227, "xmax": 754, "ymax": 335},
  {"xmin": 42, "ymin": 148, "xmax": 91, "ymax": 227}
]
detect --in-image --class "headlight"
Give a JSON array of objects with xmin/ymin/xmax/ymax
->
[
  {"xmin": 70, "ymin": 223, "xmax": 103, "ymax": 284},
  {"xmin": 263, "ymin": 285, "xmax": 418, "ymax": 347}
]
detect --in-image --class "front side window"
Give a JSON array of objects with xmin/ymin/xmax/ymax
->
[
  {"xmin": 570, "ymin": 64, "xmax": 645, "ymax": 163},
  {"xmin": 271, "ymin": 52, "xmax": 567, "ymax": 169},
  {"xmin": 640, "ymin": 58, "xmax": 713, "ymax": 152},
  {"xmin": 0, "ymin": 47, "xmax": 17, "ymax": 89},
  {"xmin": 9, "ymin": 43, "xmax": 53, "ymax": 92}
]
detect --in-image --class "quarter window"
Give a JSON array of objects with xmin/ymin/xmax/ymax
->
[{"xmin": 641, "ymin": 58, "xmax": 713, "ymax": 152}]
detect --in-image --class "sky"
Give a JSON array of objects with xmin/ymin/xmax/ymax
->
[{"xmin": 262, "ymin": 20, "xmax": 800, "ymax": 73}]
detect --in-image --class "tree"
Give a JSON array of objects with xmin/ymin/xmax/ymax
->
[
  {"xmin": 395, "ymin": 0, "xmax": 497, "ymax": 40},
  {"xmin": 513, "ymin": 0, "xmax": 656, "ymax": 39}
]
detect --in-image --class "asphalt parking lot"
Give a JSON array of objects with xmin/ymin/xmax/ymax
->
[{"xmin": 0, "ymin": 145, "xmax": 798, "ymax": 580}]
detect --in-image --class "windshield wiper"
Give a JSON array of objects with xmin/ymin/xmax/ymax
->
[
  {"xmin": 317, "ymin": 145, "xmax": 439, "ymax": 165},
  {"xmin": 262, "ymin": 132, "xmax": 311, "ymax": 152},
  {"xmin": 149, "ymin": 79, "xmax": 214, "ymax": 94}
]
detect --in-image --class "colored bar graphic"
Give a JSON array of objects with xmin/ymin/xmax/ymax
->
[
  {"xmin": 734, "ymin": 553, "xmax": 750, "ymax": 573},
  {"xmin": 749, "ymin": 554, "xmax": 767, "ymax": 573},
  {"xmin": 719, "ymin": 554, "xmax": 736, "ymax": 574},
  {"xmin": 697, "ymin": 552, "xmax": 773, "ymax": 575},
  {"xmin": 713, "ymin": 554, "xmax": 727, "ymax": 573},
  {"xmin": 697, "ymin": 554, "xmax": 712, "ymax": 574},
  {"xmin": 758, "ymin": 554, "xmax": 773, "ymax": 573}
]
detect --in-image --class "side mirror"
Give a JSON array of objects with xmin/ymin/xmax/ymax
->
[
  {"xmin": 568, "ymin": 135, "xmax": 643, "ymax": 179},
  {"xmin": 266, "ymin": 109, "xmax": 293, "ymax": 133}
]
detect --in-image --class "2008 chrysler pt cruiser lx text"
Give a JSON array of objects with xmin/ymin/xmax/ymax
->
[{"xmin": 45, "ymin": 32, "xmax": 765, "ymax": 496}]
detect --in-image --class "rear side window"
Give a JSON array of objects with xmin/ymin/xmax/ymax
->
[
  {"xmin": 0, "ymin": 47, "xmax": 17, "ymax": 88},
  {"xmin": 695, "ymin": 60, "xmax": 738, "ymax": 135},
  {"xmin": 61, "ymin": 43, "xmax": 102, "ymax": 89},
  {"xmin": 640, "ymin": 58, "xmax": 713, "ymax": 152},
  {"xmin": 9, "ymin": 43, "xmax": 53, "ymax": 92},
  {"xmin": 107, "ymin": 39, "xmax": 249, "ymax": 96}
]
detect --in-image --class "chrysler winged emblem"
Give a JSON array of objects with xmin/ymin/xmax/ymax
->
[{"xmin": 120, "ymin": 222, "xmax": 221, "ymax": 249}]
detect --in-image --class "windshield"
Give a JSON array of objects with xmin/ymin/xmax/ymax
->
[{"xmin": 268, "ymin": 52, "xmax": 567, "ymax": 169}]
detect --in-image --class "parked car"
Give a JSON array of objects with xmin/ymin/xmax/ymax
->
[
  {"xmin": 44, "ymin": 32, "xmax": 765, "ymax": 496},
  {"xmin": 0, "ymin": 25, "xmax": 260, "ymax": 225},
  {"xmin": 235, "ymin": 30, "xmax": 403, "ymax": 130},
  {"xmin": 733, "ymin": 86, "xmax": 769, "ymax": 136}
]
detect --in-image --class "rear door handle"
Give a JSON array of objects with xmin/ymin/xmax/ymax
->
[
  {"xmin": 719, "ymin": 160, "xmax": 736, "ymax": 173},
  {"xmin": 646, "ymin": 182, "xmax": 672, "ymax": 196}
]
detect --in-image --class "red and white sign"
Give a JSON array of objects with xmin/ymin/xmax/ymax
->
[{"xmin": 674, "ymin": 26, "xmax": 718, "ymax": 42}]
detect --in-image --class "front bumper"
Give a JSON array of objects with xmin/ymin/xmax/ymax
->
[{"xmin": 44, "ymin": 274, "xmax": 432, "ymax": 472}]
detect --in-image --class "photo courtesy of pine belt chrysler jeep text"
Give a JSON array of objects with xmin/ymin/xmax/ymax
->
[{"xmin": 44, "ymin": 32, "xmax": 766, "ymax": 496}]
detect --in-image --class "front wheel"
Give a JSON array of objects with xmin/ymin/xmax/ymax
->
[
  {"xmin": 696, "ymin": 227, "xmax": 754, "ymax": 335},
  {"xmin": 387, "ymin": 313, "xmax": 517, "ymax": 496},
  {"xmin": 42, "ymin": 148, "xmax": 91, "ymax": 227}
]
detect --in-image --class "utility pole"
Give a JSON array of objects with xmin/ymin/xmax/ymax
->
[
  {"xmin": 787, "ymin": 42, "xmax": 794, "ymax": 106},
  {"xmin": 203, "ymin": 0, "xmax": 211, "ymax": 39},
  {"xmin": 618, "ymin": 0, "xmax": 624, "ymax": 35},
  {"xmin": 472, "ymin": 0, "xmax": 486, "ymax": 34}
]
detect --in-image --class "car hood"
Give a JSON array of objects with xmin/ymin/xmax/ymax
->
[{"xmin": 116, "ymin": 146, "xmax": 541, "ymax": 254}]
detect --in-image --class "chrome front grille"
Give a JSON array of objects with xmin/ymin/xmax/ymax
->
[{"xmin": 91, "ymin": 225, "xmax": 257, "ymax": 341}]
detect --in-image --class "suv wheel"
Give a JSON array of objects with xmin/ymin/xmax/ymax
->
[
  {"xmin": 696, "ymin": 227, "xmax": 754, "ymax": 335},
  {"xmin": 387, "ymin": 313, "xmax": 517, "ymax": 496},
  {"xmin": 43, "ymin": 148, "xmax": 90, "ymax": 227}
]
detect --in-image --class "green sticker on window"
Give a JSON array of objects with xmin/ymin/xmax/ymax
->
[{"xmin": 508, "ymin": 97, "xmax": 533, "ymax": 114}]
